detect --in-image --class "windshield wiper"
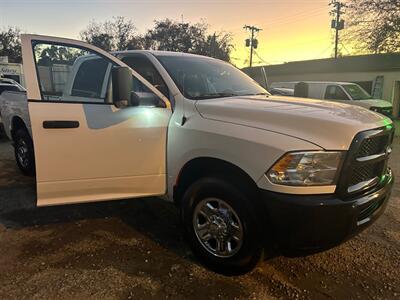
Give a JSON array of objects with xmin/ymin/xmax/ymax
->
[
  {"xmin": 235, "ymin": 92, "xmax": 270, "ymax": 97},
  {"xmin": 191, "ymin": 92, "xmax": 239, "ymax": 100},
  {"xmin": 247, "ymin": 92, "xmax": 270, "ymax": 96}
]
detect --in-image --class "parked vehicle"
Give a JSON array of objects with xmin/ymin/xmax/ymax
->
[
  {"xmin": 269, "ymin": 87, "xmax": 294, "ymax": 96},
  {"xmin": 0, "ymin": 78, "xmax": 26, "ymax": 138},
  {"xmin": 270, "ymin": 82, "xmax": 297, "ymax": 89},
  {"xmin": 275, "ymin": 81, "xmax": 393, "ymax": 117},
  {"xmin": 0, "ymin": 77, "xmax": 25, "ymax": 93},
  {"xmin": 0, "ymin": 34, "xmax": 394, "ymax": 274}
]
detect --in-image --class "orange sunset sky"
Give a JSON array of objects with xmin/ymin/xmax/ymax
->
[{"xmin": 0, "ymin": 0, "xmax": 341, "ymax": 67}]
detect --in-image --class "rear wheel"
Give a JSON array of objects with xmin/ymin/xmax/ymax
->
[
  {"xmin": 181, "ymin": 177, "xmax": 264, "ymax": 275},
  {"xmin": 14, "ymin": 129, "xmax": 35, "ymax": 176}
]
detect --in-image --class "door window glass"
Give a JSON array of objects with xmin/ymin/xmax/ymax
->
[
  {"xmin": 33, "ymin": 43, "xmax": 113, "ymax": 103},
  {"xmin": 324, "ymin": 85, "xmax": 349, "ymax": 100}
]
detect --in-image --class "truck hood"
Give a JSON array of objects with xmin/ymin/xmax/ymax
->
[{"xmin": 195, "ymin": 95, "xmax": 391, "ymax": 150}]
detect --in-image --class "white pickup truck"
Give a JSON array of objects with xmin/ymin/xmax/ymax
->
[
  {"xmin": 270, "ymin": 81, "xmax": 394, "ymax": 117},
  {"xmin": 0, "ymin": 78, "xmax": 26, "ymax": 137},
  {"xmin": 0, "ymin": 35, "xmax": 394, "ymax": 274}
]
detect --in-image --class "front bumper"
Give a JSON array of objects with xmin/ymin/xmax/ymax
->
[{"xmin": 260, "ymin": 169, "xmax": 393, "ymax": 252}]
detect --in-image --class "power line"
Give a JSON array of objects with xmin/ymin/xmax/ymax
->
[
  {"xmin": 253, "ymin": 49, "xmax": 270, "ymax": 65},
  {"xmin": 228, "ymin": 7, "xmax": 327, "ymax": 33},
  {"xmin": 243, "ymin": 25, "xmax": 262, "ymax": 67},
  {"xmin": 340, "ymin": 42, "xmax": 351, "ymax": 55},
  {"xmin": 256, "ymin": 7, "xmax": 327, "ymax": 28},
  {"xmin": 316, "ymin": 44, "xmax": 333, "ymax": 58}
]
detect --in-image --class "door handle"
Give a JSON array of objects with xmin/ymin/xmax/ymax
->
[{"xmin": 43, "ymin": 121, "xmax": 80, "ymax": 129}]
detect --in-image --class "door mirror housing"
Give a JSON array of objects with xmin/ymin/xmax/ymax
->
[{"xmin": 112, "ymin": 66, "xmax": 139, "ymax": 108}]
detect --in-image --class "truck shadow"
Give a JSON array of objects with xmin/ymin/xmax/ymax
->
[
  {"xmin": 0, "ymin": 139, "xmax": 193, "ymax": 267},
  {"xmin": 0, "ymin": 191, "xmax": 191, "ymax": 260}
]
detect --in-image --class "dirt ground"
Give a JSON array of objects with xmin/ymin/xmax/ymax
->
[{"xmin": 0, "ymin": 137, "xmax": 399, "ymax": 300}]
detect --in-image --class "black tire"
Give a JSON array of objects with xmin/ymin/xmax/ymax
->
[
  {"xmin": 14, "ymin": 128, "xmax": 35, "ymax": 176},
  {"xmin": 0, "ymin": 123, "xmax": 5, "ymax": 139},
  {"xmin": 181, "ymin": 177, "xmax": 264, "ymax": 275}
]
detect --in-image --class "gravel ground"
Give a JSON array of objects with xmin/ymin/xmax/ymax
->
[{"xmin": 0, "ymin": 137, "xmax": 399, "ymax": 300}]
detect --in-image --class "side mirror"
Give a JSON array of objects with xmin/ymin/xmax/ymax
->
[{"xmin": 112, "ymin": 67, "xmax": 139, "ymax": 108}]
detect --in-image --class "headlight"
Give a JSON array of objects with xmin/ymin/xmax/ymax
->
[
  {"xmin": 267, "ymin": 151, "xmax": 343, "ymax": 186},
  {"xmin": 370, "ymin": 107, "xmax": 379, "ymax": 112}
]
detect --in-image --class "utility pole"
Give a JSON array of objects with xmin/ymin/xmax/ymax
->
[
  {"xmin": 330, "ymin": 1, "xmax": 346, "ymax": 59},
  {"xmin": 211, "ymin": 32, "xmax": 217, "ymax": 58},
  {"xmin": 244, "ymin": 25, "xmax": 262, "ymax": 67}
]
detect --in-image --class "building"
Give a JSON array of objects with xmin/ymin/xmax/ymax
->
[
  {"xmin": 0, "ymin": 57, "xmax": 25, "ymax": 86},
  {"xmin": 243, "ymin": 53, "xmax": 400, "ymax": 117}
]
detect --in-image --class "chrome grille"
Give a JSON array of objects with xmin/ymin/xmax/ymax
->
[{"xmin": 338, "ymin": 126, "xmax": 393, "ymax": 197}]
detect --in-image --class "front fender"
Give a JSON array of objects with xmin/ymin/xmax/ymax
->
[{"xmin": 167, "ymin": 114, "xmax": 322, "ymax": 200}]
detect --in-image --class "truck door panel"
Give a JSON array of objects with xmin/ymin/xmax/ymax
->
[{"xmin": 21, "ymin": 35, "xmax": 171, "ymax": 206}]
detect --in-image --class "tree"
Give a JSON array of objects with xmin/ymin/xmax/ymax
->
[
  {"xmin": 111, "ymin": 16, "xmax": 141, "ymax": 50},
  {"xmin": 144, "ymin": 19, "xmax": 233, "ymax": 61},
  {"xmin": 35, "ymin": 45, "xmax": 84, "ymax": 66},
  {"xmin": 80, "ymin": 17, "xmax": 233, "ymax": 61},
  {"xmin": 80, "ymin": 21, "xmax": 113, "ymax": 51},
  {"xmin": 345, "ymin": 0, "xmax": 400, "ymax": 53},
  {"xmin": 0, "ymin": 27, "xmax": 22, "ymax": 63},
  {"xmin": 80, "ymin": 16, "xmax": 142, "ymax": 51},
  {"xmin": 196, "ymin": 32, "xmax": 233, "ymax": 62},
  {"xmin": 144, "ymin": 19, "xmax": 206, "ymax": 52}
]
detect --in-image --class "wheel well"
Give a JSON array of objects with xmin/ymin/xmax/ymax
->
[
  {"xmin": 11, "ymin": 116, "xmax": 28, "ymax": 140},
  {"xmin": 173, "ymin": 157, "xmax": 259, "ymax": 205}
]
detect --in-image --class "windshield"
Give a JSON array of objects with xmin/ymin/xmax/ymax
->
[
  {"xmin": 342, "ymin": 84, "xmax": 371, "ymax": 100},
  {"xmin": 155, "ymin": 55, "xmax": 269, "ymax": 100}
]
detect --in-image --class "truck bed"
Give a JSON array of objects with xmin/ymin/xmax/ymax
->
[{"xmin": 0, "ymin": 91, "xmax": 30, "ymax": 140}]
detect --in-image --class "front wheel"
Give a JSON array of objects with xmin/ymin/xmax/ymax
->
[
  {"xmin": 181, "ymin": 177, "xmax": 264, "ymax": 275},
  {"xmin": 14, "ymin": 129, "xmax": 35, "ymax": 176}
]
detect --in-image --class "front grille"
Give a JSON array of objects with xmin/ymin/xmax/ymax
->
[
  {"xmin": 378, "ymin": 107, "xmax": 393, "ymax": 117},
  {"xmin": 349, "ymin": 163, "xmax": 384, "ymax": 186},
  {"xmin": 357, "ymin": 135, "xmax": 389, "ymax": 158},
  {"xmin": 338, "ymin": 126, "xmax": 393, "ymax": 197}
]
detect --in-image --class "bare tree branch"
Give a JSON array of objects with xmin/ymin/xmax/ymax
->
[{"xmin": 345, "ymin": 0, "xmax": 400, "ymax": 53}]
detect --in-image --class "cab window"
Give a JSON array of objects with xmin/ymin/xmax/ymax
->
[
  {"xmin": 33, "ymin": 43, "xmax": 113, "ymax": 103},
  {"xmin": 121, "ymin": 54, "xmax": 169, "ymax": 98},
  {"xmin": 71, "ymin": 58, "xmax": 110, "ymax": 98},
  {"xmin": 324, "ymin": 85, "xmax": 350, "ymax": 100}
]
